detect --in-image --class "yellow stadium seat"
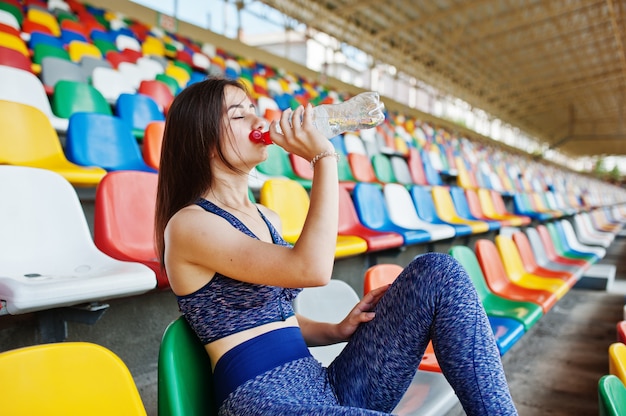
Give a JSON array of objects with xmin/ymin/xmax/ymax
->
[
  {"xmin": 431, "ymin": 186, "xmax": 490, "ymax": 233},
  {"xmin": 610, "ymin": 342, "xmax": 626, "ymax": 385},
  {"xmin": 495, "ymin": 235, "xmax": 569, "ymax": 299},
  {"xmin": 165, "ymin": 63, "xmax": 191, "ymax": 88},
  {"xmin": 0, "ymin": 342, "xmax": 147, "ymax": 415},
  {"xmin": 26, "ymin": 8, "xmax": 61, "ymax": 37},
  {"xmin": 142, "ymin": 35, "xmax": 165, "ymax": 57},
  {"xmin": 0, "ymin": 100, "xmax": 106, "ymax": 186},
  {"xmin": 260, "ymin": 178, "xmax": 367, "ymax": 258},
  {"xmin": 0, "ymin": 32, "xmax": 29, "ymax": 57},
  {"xmin": 68, "ymin": 40, "xmax": 103, "ymax": 63}
]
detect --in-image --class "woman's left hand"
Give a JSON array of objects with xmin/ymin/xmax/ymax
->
[{"xmin": 335, "ymin": 284, "xmax": 390, "ymax": 342}]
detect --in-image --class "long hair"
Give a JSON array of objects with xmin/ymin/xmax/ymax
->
[{"xmin": 155, "ymin": 77, "xmax": 247, "ymax": 268}]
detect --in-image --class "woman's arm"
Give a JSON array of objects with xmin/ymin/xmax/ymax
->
[{"xmin": 296, "ymin": 284, "xmax": 390, "ymax": 346}]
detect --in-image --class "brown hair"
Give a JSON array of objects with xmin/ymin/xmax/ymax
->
[{"xmin": 155, "ymin": 77, "xmax": 247, "ymax": 268}]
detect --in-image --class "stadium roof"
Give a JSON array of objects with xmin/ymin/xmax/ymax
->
[{"xmin": 259, "ymin": 0, "xmax": 626, "ymax": 158}]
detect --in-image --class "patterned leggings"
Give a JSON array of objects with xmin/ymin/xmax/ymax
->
[{"xmin": 219, "ymin": 252, "xmax": 518, "ymax": 415}]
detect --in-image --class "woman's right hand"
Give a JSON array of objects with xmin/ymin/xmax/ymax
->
[{"xmin": 268, "ymin": 104, "xmax": 334, "ymax": 162}]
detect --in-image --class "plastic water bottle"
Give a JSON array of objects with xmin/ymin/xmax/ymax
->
[{"xmin": 249, "ymin": 91, "xmax": 385, "ymax": 144}]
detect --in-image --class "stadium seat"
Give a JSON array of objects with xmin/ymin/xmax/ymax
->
[
  {"xmin": 478, "ymin": 188, "xmax": 531, "ymax": 226},
  {"xmin": 65, "ymin": 112, "xmax": 157, "ymax": 172},
  {"xmin": 511, "ymin": 230, "xmax": 582, "ymax": 283},
  {"xmin": 410, "ymin": 185, "xmax": 473, "ymax": 238},
  {"xmin": 0, "ymin": 342, "xmax": 147, "ymax": 415},
  {"xmin": 371, "ymin": 153, "xmax": 397, "ymax": 183},
  {"xmin": 0, "ymin": 165, "xmax": 155, "ymax": 314},
  {"xmin": 159, "ymin": 317, "xmax": 218, "ymax": 416},
  {"xmin": 26, "ymin": 7, "xmax": 61, "ymax": 37},
  {"xmin": 0, "ymin": 65, "xmax": 69, "ymax": 132},
  {"xmin": 40, "ymin": 56, "xmax": 88, "ymax": 94},
  {"xmin": 0, "ymin": 32, "xmax": 28, "ymax": 58},
  {"xmin": 495, "ymin": 235, "xmax": 570, "ymax": 299},
  {"xmin": 256, "ymin": 145, "xmax": 312, "ymax": 189},
  {"xmin": 384, "ymin": 183, "xmax": 456, "ymax": 242},
  {"xmin": 92, "ymin": 66, "xmax": 137, "ymax": 104},
  {"xmin": 115, "ymin": 92, "xmax": 165, "ymax": 139},
  {"xmin": 68, "ymin": 39, "xmax": 103, "ymax": 62},
  {"xmin": 431, "ymin": 186, "xmax": 490, "ymax": 234},
  {"xmin": 352, "ymin": 182, "xmax": 431, "ymax": 246},
  {"xmin": 463, "ymin": 188, "xmax": 506, "ymax": 229},
  {"xmin": 0, "ymin": 100, "xmax": 106, "ymax": 186},
  {"xmin": 525, "ymin": 226, "xmax": 590, "ymax": 274},
  {"xmin": 142, "ymin": 120, "xmax": 165, "ymax": 170},
  {"xmin": 294, "ymin": 279, "xmax": 459, "ymax": 416},
  {"xmin": 598, "ymin": 375, "xmax": 626, "ymax": 416},
  {"xmin": 138, "ymin": 79, "xmax": 174, "ymax": 114},
  {"xmin": 347, "ymin": 152, "xmax": 381, "ymax": 183},
  {"xmin": 0, "ymin": 45, "xmax": 33, "ymax": 73},
  {"xmin": 407, "ymin": 147, "xmax": 428, "ymax": 185},
  {"xmin": 609, "ymin": 342, "xmax": 626, "ymax": 385},
  {"xmin": 52, "ymin": 79, "xmax": 113, "ymax": 118},
  {"xmin": 557, "ymin": 219, "xmax": 606, "ymax": 260},
  {"xmin": 475, "ymin": 239, "xmax": 558, "ymax": 313},
  {"xmin": 546, "ymin": 222, "xmax": 598, "ymax": 264},
  {"xmin": 449, "ymin": 186, "xmax": 501, "ymax": 232},
  {"xmin": 338, "ymin": 186, "xmax": 404, "ymax": 252},
  {"xmin": 94, "ymin": 170, "xmax": 169, "ymax": 289},
  {"xmin": 260, "ymin": 178, "xmax": 368, "ymax": 258},
  {"xmin": 450, "ymin": 245, "xmax": 543, "ymax": 331},
  {"xmin": 573, "ymin": 213, "xmax": 614, "ymax": 248}
]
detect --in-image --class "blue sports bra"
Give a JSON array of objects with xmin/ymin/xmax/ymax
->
[{"xmin": 177, "ymin": 198, "xmax": 302, "ymax": 345}]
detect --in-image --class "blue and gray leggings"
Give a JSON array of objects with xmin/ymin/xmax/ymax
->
[{"xmin": 219, "ymin": 252, "xmax": 518, "ymax": 415}]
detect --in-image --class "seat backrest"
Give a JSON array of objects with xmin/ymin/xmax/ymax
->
[
  {"xmin": 138, "ymin": 79, "xmax": 174, "ymax": 113},
  {"xmin": 421, "ymin": 148, "xmax": 443, "ymax": 185},
  {"xmin": 407, "ymin": 147, "xmax": 428, "ymax": 185},
  {"xmin": 68, "ymin": 39, "xmax": 102, "ymax": 62},
  {"xmin": 384, "ymin": 183, "xmax": 425, "ymax": 229},
  {"xmin": 390, "ymin": 155, "xmax": 414, "ymax": 185},
  {"xmin": 92, "ymin": 66, "xmax": 136, "ymax": 103},
  {"xmin": 410, "ymin": 185, "xmax": 438, "ymax": 223},
  {"xmin": 449, "ymin": 186, "xmax": 479, "ymax": 220},
  {"xmin": 371, "ymin": 153, "xmax": 396, "ymax": 183},
  {"xmin": 115, "ymin": 92, "xmax": 165, "ymax": 133},
  {"xmin": 363, "ymin": 263, "xmax": 403, "ymax": 295},
  {"xmin": 512, "ymin": 231, "xmax": 540, "ymax": 271},
  {"xmin": 431, "ymin": 186, "xmax": 460, "ymax": 222},
  {"xmin": 41, "ymin": 55, "xmax": 87, "ymax": 89},
  {"xmin": 598, "ymin": 375, "xmax": 626, "ymax": 416},
  {"xmin": 0, "ymin": 342, "xmax": 146, "ymax": 415},
  {"xmin": 66, "ymin": 112, "xmax": 154, "ymax": 172},
  {"xmin": 293, "ymin": 279, "xmax": 360, "ymax": 366},
  {"xmin": 52, "ymin": 79, "xmax": 113, "ymax": 118},
  {"xmin": 0, "ymin": 44, "xmax": 32, "ymax": 72},
  {"xmin": 474, "ymin": 239, "xmax": 510, "ymax": 293},
  {"xmin": 256, "ymin": 144, "xmax": 295, "ymax": 178},
  {"xmin": 259, "ymin": 178, "xmax": 309, "ymax": 244},
  {"xmin": 94, "ymin": 170, "xmax": 159, "ymax": 264},
  {"xmin": 0, "ymin": 99, "xmax": 66, "ymax": 164},
  {"xmin": 494, "ymin": 234, "xmax": 527, "ymax": 282},
  {"xmin": 143, "ymin": 120, "xmax": 165, "ymax": 169},
  {"xmin": 158, "ymin": 317, "xmax": 217, "ymax": 416},
  {"xmin": 0, "ymin": 165, "xmax": 97, "ymax": 268},
  {"xmin": 0, "ymin": 65, "xmax": 56, "ymax": 119},
  {"xmin": 352, "ymin": 182, "xmax": 394, "ymax": 230},
  {"xmin": 609, "ymin": 342, "xmax": 626, "ymax": 385},
  {"xmin": 348, "ymin": 152, "xmax": 378, "ymax": 183},
  {"xmin": 450, "ymin": 245, "xmax": 495, "ymax": 304}
]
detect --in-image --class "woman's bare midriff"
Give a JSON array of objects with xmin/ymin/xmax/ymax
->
[{"xmin": 205, "ymin": 316, "xmax": 300, "ymax": 369}]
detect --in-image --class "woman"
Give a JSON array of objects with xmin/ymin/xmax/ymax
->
[{"xmin": 155, "ymin": 77, "xmax": 518, "ymax": 415}]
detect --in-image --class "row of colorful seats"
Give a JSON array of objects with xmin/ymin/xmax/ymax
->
[{"xmin": 599, "ymin": 318, "xmax": 626, "ymax": 415}]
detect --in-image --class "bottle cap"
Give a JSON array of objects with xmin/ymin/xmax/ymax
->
[{"xmin": 249, "ymin": 130, "xmax": 272, "ymax": 144}]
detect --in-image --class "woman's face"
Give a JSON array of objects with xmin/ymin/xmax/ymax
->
[{"xmin": 220, "ymin": 85, "xmax": 267, "ymax": 168}]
